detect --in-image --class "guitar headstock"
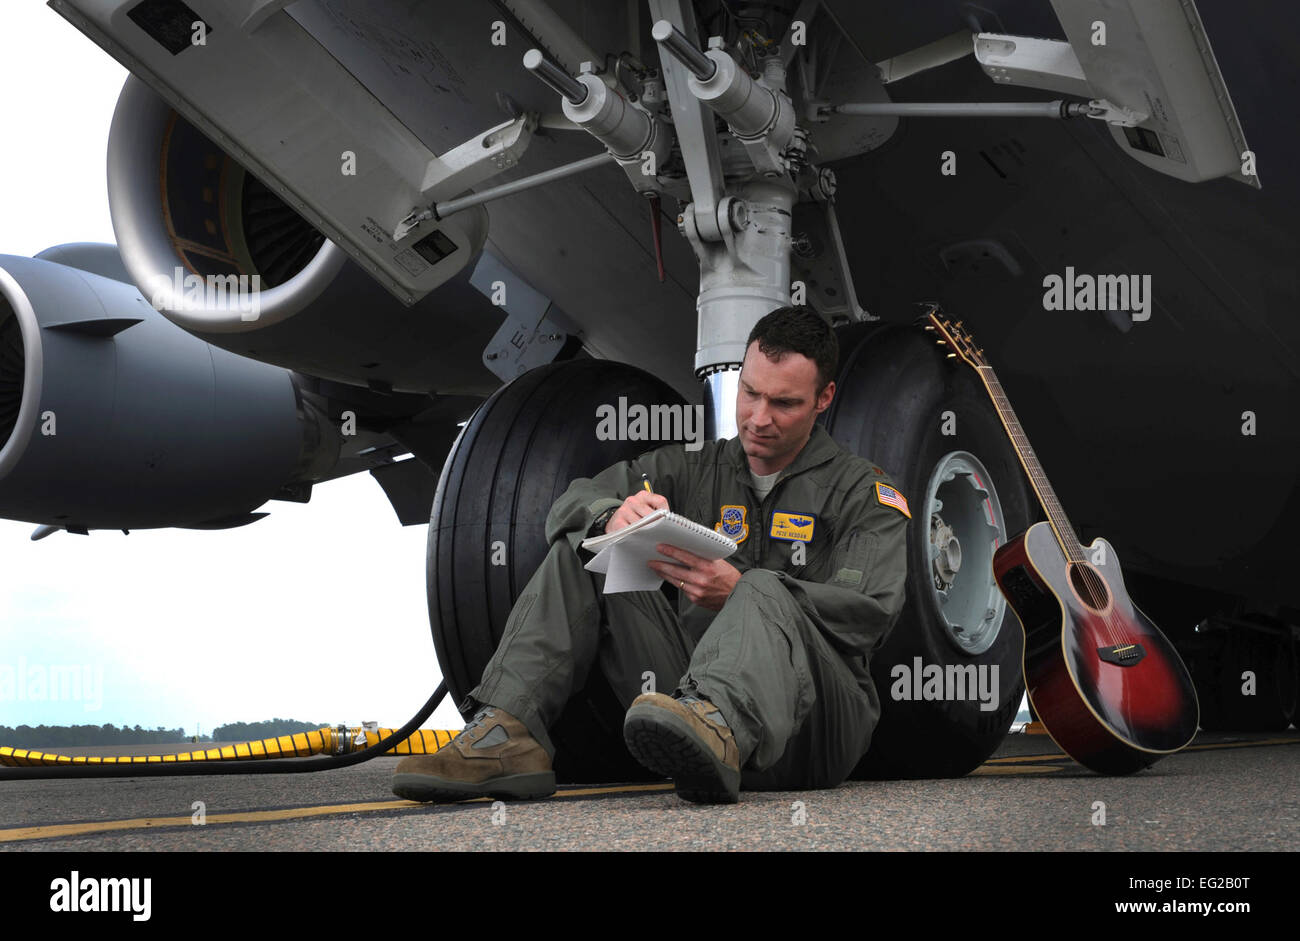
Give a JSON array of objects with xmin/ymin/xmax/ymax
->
[{"xmin": 920, "ymin": 308, "xmax": 989, "ymax": 370}]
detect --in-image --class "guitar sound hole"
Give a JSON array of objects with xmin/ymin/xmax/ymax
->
[{"xmin": 1068, "ymin": 563, "xmax": 1111, "ymax": 612}]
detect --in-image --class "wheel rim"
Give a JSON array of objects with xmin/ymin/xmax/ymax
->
[{"xmin": 923, "ymin": 450, "xmax": 1009, "ymax": 656}]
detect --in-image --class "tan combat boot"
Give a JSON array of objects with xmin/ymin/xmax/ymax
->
[
  {"xmin": 623, "ymin": 692, "xmax": 741, "ymax": 803},
  {"xmin": 392, "ymin": 705, "xmax": 555, "ymax": 802}
]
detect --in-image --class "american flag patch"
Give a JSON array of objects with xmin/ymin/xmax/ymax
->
[{"xmin": 875, "ymin": 481, "xmax": 911, "ymax": 518}]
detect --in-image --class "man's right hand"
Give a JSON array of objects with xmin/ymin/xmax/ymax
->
[{"xmin": 606, "ymin": 490, "xmax": 669, "ymax": 533}]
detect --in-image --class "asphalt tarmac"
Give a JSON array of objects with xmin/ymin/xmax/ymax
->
[{"xmin": 1, "ymin": 728, "xmax": 1295, "ymax": 851}]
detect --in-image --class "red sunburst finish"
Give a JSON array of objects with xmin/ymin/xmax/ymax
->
[{"xmin": 993, "ymin": 522, "xmax": 1199, "ymax": 774}]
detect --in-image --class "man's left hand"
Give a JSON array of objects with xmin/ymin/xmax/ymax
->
[{"xmin": 649, "ymin": 544, "xmax": 742, "ymax": 612}]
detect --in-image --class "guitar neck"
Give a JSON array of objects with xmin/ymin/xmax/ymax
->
[{"xmin": 977, "ymin": 368, "xmax": 1085, "ymax": 562}]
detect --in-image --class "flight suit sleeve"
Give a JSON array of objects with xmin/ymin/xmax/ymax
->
[
  {"xmin": 772, "ymin": 478, "xmax": 910, "ymax": 658},
  {"xmin": 544, "ymin": 442, "xmax": 694, "ymax": 554}
]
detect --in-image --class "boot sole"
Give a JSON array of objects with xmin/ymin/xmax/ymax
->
[
  {"xmin": 623, "ymin": 705, "xmax": 740, "ymax": 804},
  {"xmin": 392, "ymin": 770, "xmax": 556, "ymax": 803}
]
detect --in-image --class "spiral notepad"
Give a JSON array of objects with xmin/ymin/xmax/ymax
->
[{"xmin": 581, "ymin": 508, "xmax": 738, "ymax": 593}]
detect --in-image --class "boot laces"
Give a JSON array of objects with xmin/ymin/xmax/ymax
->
[
  {"xmin": 676, "ymin": 694, "xmax": 729, "ymax": 729},
  {"xmin": 455, "ymin": 706, "xmax": 498, "ymax": 743}
]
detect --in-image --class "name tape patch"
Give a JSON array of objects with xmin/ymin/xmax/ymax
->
[{"xmin": 770, "ymin": 511, "xmax": 815, "ymax": 541}]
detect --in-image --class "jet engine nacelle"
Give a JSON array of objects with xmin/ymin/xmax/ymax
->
[
  {"xmin": 102, "ymin": 75, "xmax": 501, "ymax": 397},
  {"xmin": 106, "ymin": 74, "xmax": 348, "ymax": 335},
  {"xmin": 0, "ymin": 251, "xmax": 340, "ymax": 531}
]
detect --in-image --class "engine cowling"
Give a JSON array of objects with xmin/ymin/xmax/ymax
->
[
  {"xmin": 0, "ymin": 251, "xmax": 340, "ymax": 531},
  {"xmin": 107, "ymin": 74, "xmax": 350, "ymax": 334},
  {"xmin": 105, "ymin": 76, "xmax": 501, "ymax": 397}
]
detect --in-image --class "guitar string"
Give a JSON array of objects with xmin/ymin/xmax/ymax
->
[
  {"xmin": 975, "ymin": 354, "xmax": 1129, "ymax": 647},
  {"xmin": 980, "ymin": 367, "xmax": 1126, "ymax": 644},
  {"xmin": 939, "ymin": 328, "xmax": 1126, "ymax": 645}
]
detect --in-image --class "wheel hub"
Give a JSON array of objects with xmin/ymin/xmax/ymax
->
[
  {"xmin": 930, "ymin": 515, "xmax": 963, "ymax": 590},
  {"xmin": 923, "ymin": 451, "xmax": 1009, "ymax": 656}
]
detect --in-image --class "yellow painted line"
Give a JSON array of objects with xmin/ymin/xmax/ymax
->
[
  {"xmin": 0, "ymin": 783, "xmax": 676, "ymax": 843},
  {"xmin": 553, "ymin": 782, "xmax": 675, "ymax": 797},
  {"xmin": 982, "ymin": 735, "xmax": 1299, "ymax": 766},
  {"xmin": 0, "ymin": 803, "xmax": 406, "ymax": 843},
  {"xmin": 984, "ymin": 753, "xmax": 1070, "ymax": 764},
  {"xmin": 1183, "ymin": 737, "xmax": 1299, "ymax": 751},
  {"xmin": 970, "ymin": 764, "xmax": 1060, "ymax": 775},
  {"xmin": 390, "ymin": 782, "xmax": 677, "ymax": 803}
]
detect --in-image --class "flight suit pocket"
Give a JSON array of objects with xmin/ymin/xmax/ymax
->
[
  {"xmin": 485, "ymin": 591, "xmax": 539, "ymax": 687},
  {"xmin": 830, "ymin": 530, "xmax": 878, "ymax": 589}
]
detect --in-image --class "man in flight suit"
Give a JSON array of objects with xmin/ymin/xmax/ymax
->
[{"xmin": 392, "ymin": 306, "xmax": 911, "ymax": 804}]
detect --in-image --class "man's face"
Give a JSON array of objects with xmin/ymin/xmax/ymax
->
[{"xmin": 735, "ymin": 340, "xmax": 835, "ymax": 476}]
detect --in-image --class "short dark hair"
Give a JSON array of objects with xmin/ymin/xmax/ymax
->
[{"xmin": 745, "ymin": 306, "xmax": 839, "ymax": 392}]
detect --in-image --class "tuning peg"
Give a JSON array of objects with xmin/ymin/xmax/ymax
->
[{"xmin": 946, "ymin": 353, "xmax": 957, "ymax": 359}]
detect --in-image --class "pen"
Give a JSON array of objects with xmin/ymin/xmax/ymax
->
[{"xmin": 641, "ymin": 473, "xmax": 653, "ymax": 494}]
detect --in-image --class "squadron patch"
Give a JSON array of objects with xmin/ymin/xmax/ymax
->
[
  {"xmin": 716, "ymin": 505, "xmax": 749, "ymax": 543},
  {"xmin": 770, "ymin": 511, "xmax": 816, "ymax": 542},
  {"xmin": 875, "ymin": 481, "xmax": 911, "ymax": 518}
]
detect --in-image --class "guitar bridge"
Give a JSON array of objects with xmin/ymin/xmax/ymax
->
[{"xmin": 1097, "ymin": 643, "xmax": 1147, "ymax": 666}]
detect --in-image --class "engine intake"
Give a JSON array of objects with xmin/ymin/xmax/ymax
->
[{"xmin": 107, "ymin": 75, "xmax": 348, "ymax": 334}]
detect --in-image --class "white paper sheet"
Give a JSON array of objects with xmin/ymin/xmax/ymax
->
[{"xmin": 581, "ymin": 510, "xmax": 736, "ymax": 594}]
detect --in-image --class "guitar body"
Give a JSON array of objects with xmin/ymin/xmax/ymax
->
[
  {"xmin": 993, "ymin": 522, "xmax": 1199, "ymax": 774},
  {"xmin": 924, "ymin": 310, "xmax": 1198, "ymax": 773}
]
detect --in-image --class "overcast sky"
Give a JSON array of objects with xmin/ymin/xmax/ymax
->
[{"xmin": 0, "ymin": 1, "xmax": 466, "ymax": 737}]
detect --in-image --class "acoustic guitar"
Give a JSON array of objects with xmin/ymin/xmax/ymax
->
[{"xmin": 925, "ymin": 311, "xmax": 1198, "ymax": 774}]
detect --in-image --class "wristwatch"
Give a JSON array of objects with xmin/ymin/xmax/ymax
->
[{"xmin": 588, "ymin": 506, "xmax": 618, "ymax": 538}]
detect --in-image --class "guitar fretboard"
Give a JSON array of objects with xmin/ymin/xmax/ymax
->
[{"xmin": 979, "ymin": 367, "xmax": 1085, "ymax": 562}]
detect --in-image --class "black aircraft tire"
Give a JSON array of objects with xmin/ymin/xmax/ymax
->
[
  {"xmin": 823, "ymin": 322, "xmax": 1033, "ymax": 778},
  {"xmin": 427, "ymin": 359, "xmax": 688, "ymax": 783}
]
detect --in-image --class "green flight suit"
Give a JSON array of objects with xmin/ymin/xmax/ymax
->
[{"xmin": 465, "ymin": 423, "xmax": 910, "ymax": 789}]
